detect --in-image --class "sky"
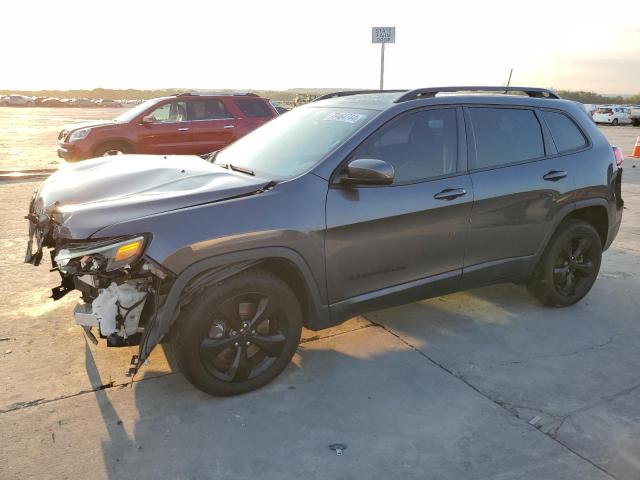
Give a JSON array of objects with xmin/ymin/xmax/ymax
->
[{"xmin": 3, "ymin": 0, "xmax": 639, "ymax": 94}]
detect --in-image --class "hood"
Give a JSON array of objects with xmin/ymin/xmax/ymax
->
[
  {"xmin": 62, "ymin": 119, "xmax": 116, "ymax": 132},
  {"xmin": 32, "ymin": 154, "xmax": 273, "ymax": 239}
]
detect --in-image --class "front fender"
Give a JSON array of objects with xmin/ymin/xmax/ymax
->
[{"xmin": 137, "ymin": 247, "xmax": 330, "ymax": 367}]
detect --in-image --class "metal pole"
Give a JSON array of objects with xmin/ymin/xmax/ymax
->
[{"xmin": 380, "ymin": 42, "xmax": 385, "ymax": 90}]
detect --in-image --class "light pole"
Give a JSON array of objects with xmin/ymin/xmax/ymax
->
[{"xmin": 372, "ymin": 27, "xmax": 395, "ymax": 90}]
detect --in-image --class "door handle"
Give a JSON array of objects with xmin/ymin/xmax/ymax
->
[
  {"xmin": 223, "ymin": 125, "xmax": 235, "ymax": 129},
  {"xmin": 177, "ymin": 127, "xmax": 190, "ymax": 131},
  {"xmin": 434, "ymin": 188, "xmax": 467, "ymax": 200},
  {"xmin": 543, "ymin": 170, "xmax": 567, "ymax": 181}
]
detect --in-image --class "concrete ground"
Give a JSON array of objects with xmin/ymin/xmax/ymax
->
[{"xmin": 1, "ymin": 127, "xmax": 639, "ymax": 479}]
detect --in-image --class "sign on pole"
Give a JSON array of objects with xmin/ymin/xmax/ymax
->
[
  {"xmin": 372, "ymin": 27, "xmax": 396, "ymax": 44},
  {"xmin": 372, "ymin": 27, "xmax": 395, "ymax": 89}
]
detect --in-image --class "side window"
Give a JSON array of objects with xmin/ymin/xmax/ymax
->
[
  {"xmin": 233, "ymin": 99, "xmax": 274, "ymax": 118},
  {"xmin": 148, "ymin": 101, "xmax": 187, "ymax": 122},
  {"xmin": 542, "ymin": 111, "xmax": 587, "ymax": 153},
  {"xmin": 468, "ymin": 107, "xmax": 544, "ymax": 169},
  {"xmin": 352, "ymin": 108, "xmax": 458, "ymax": 184},
  {"xmin": 189, "ymin": 100, "xmax": 232, "ymax": 120}
]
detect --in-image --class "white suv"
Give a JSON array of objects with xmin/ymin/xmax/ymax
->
[{"xmin": 593, "ymin": 106, "xmax": 631, "ymax": 125}]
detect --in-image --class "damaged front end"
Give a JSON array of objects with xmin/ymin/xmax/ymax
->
[{"xmin": 25, "ymin": 197, "xmax": 171, "ymax": 376}]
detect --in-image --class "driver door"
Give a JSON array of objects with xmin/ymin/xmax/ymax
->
[
  {"xmin": 136, "ymin": 100, "xmax": 194, "ymax": 155},
  {"xmin": 325, "ymin": 107, "xmax": 473, "ymax": 310}
]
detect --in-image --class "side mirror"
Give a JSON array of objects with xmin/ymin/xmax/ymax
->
[
  {"xmin": 340, "ymin": 158, "xmax": 394, "ymax": 186},
  {"xmin": 141, "ymin": 115, "xmax": 155, "ymax": 124}
]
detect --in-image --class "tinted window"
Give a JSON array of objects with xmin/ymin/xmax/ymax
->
[
  {"xmin": 469, "ymin": 108, "xmax": 544, "ymax": 169},
  {"xmin": 352, "ymin": 108, "xmax": 458, "ymax": 184},
  {"xmin": 543, "ymin": 111, "xmax": 586, "ymax": 153},
  {"xmin": 148, "ymin": 101, "xmax": 187, "ymax": 122},
  {"xmin": 189, "ymin": 100, "xmax": 231, "ymax": 120},
  {"xmin": 234, "ymin": 99, "xmax": 274, "ymax": 118}
]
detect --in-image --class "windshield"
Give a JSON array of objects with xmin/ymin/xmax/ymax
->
[
  {"xmin": 114, "ymin": 98, "xmax": 163, "ymax": 122},
  {"xmin": 214, "ymin": 107, "xmax": 375, "ymax": 178}
]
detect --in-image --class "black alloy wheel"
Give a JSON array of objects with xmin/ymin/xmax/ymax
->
[
  {"xmin": 527, "ymin": 219, "xmax": 602, "ymax": 307},
  {"xmin": 200, "ymin": 293, "xmax": 289, "ymax": 383},
  {"xmin": 552, "ymin": 235, "xmax": 598, "ymax": 298},
  {"xmin": 171, "ymin": 269, "xmax": 302, "ymax": 396}
]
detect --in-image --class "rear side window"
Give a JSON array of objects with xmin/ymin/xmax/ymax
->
[
  {"xmin": 189, "ymin": 100, "xmax": 231, "ymax": 120},
  {"xmin": 233, "ymin": 99, "xmax": 274, "ymax": 118},
  {"xmin": 352, "ymin": 108, "xmax": 458, "ymax": 184},
  {"xmin": 468, "ymin": 108, "xmax": 544, "ymax": 169},
  {"xmin": 542, "ymin": 111, "xmax": 587, "ymax": 153}
]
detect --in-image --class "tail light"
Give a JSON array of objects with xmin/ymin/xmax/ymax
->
[{"xmin": 613, "ymin": 146, "xmax": 624, "ymax": 167}]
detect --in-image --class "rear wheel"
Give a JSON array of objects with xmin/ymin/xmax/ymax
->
[
  {"xmin": 612, "ymin": 118, "xmax": 619, "ymax": 126},
  {"xmin": 171, "ymin": 269, "xmax": 303, "ymax": 396},
  {"xmin": 527, "ymin": 219, "xmax": 602, "ymax": 307},
  {"xmin": 94, "ymin": 142, "xmax": 132, "ymax": 157}
]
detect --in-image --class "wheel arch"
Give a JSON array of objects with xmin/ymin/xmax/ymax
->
[
  {"xmin": 93, "ymin": 138, "xmax": 135, "ymax": 156},
  {"xmin": 566, "ymin": 204, "xmax": 608, "ymax": 248},
  {"xmin": 139, "ymin": 247, "xmax": 331, "ymax": 364},
  {"xmin": 537, "ymin": 198, "xmax": 610, "ymax": 261}
]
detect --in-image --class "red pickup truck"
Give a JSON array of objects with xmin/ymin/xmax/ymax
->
[{"xmin": 57, "ymin": 93, "xmax": 278, "ymax": 160}]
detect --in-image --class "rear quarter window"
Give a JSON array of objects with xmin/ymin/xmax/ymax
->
[
  {"xmin": 233, "ymin": 99, "xmax": 274, "ymax": 118},
  {"xmin": 542, "ymin": 111, "xmax": 587, "ymax": 153},
  {"xmin": 468, "ymin": 107, "xmax": 544, "ymax": 169}
]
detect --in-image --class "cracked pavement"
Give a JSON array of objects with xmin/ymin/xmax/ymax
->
[{"xmin": 1, "ymin": 126, "xmax": 639, "ymax": 479}]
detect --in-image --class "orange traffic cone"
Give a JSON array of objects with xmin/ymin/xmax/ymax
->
[{"xmin": 632, "ymin": 136, "xmax": 640, "ymax": 158}]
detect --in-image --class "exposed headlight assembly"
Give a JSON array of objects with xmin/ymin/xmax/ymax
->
[
  {"xmin": 68, "ymin": 128, "xmax": 91, "ymax": 142},
  {"xmin": 55, "ymin": 236, "xmax": 147, "ymax": 273}
]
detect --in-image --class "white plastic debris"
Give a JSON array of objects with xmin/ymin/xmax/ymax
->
[{"xmin": 92, "ymin": 282, "xmax": 146, "ymax": 337}]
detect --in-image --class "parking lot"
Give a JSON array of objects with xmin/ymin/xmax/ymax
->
[{"xmin": 1, "ymin": 123, "xmax": 639, "ymax": 479}]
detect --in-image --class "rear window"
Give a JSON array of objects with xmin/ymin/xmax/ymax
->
[
  {"xmin": 596, "ymin": 108, "xmax": 613, "ymax": 114},
  {"xmin": 233, "ymin": 99, "xmax": 274, "ymax": 118},
  {"xmin": 542, "ymin": 111, "xmax": 587, "ymax": 153},
  {"xmin": 468, "ymin": 108, "xmax": 544, "ymax": 169}
]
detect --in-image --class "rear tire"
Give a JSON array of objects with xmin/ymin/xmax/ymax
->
[
  {"xmin": 612, "ymin": 118, "xmax": 619, "ymax": 126},
  {"xmin": 171, "ymin": 269, "xmax": 303, "ymax": 396},
  {"xmin": 527, "ymin": 219, "xmax": 602, "ymax": 307},
  {"xmin": 94, "ymin": 142, "xmax": 132, "ymax": 157}
]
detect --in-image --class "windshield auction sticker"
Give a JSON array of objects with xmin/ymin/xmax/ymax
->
[{"xmin": 323, "ymin": 112, "xmax": 366, "ymax": 124}]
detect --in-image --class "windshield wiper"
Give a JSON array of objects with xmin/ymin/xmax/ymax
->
[{"xmin": 217, "ymin": 163, "xmax": 255, "ymax": 176}]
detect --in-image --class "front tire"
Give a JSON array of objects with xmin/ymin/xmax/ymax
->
[
  {"xmin": 527, "ymin": 219, "xmax": 602, "ymax": 307},
  {"xmin": 612, "ymin": 118, "xmax": 619, "ymax": 126},
  {"xmin": 171, "ymin": 269, "xmax": 303, "ymax": 396},
  {"xmin": 94, "ymin": 142, "xmax": 132, "ymax": 157}
]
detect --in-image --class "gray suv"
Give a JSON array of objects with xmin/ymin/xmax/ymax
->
[{"xmin": 25, "ymin": 86, "xmax": 624, "ymax": 396}]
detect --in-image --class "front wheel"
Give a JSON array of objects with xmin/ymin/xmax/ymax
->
[
  {"xmin": 94, "ymin": 142, "xmax": 132, "ymax": 157},
  {"xmin": 527, "ymin": 219, "xmax": 602, "ymax": 307},
  {"xmin": 171, "ymin": 269, "xmax": 303, "ymax": 396},
  {"xmin": 612, "ymin": 118, "xmax": 619, "ymax": 126}
]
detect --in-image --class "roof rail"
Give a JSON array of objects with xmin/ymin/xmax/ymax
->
[
  {"xmin": 313, "ymin": 89, "xmax": 407, "ymax": 102},
  {"xmin": 394, "ymin": 86, "xmax": 560, "ymax": 103}
]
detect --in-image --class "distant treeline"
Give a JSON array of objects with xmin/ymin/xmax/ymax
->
[
  {"xmin": 1, "ymin": 88, "xmax": 639, "ymax": 104},
  {"xmin": 0, "ymin": 88, "xmax": 302, "ymax": 102},
  {"xmin": 557, "ymin": 90, "xmax": 640, "ymax": 104}
]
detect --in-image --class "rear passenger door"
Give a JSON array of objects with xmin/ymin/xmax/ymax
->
[
  {"xmin": 461, "ymin": 106, "xmax": 575, "ymax": 287},
  {"xmin": 187, "ymin": 99, "xmax": 237, "ymax": 154}
]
